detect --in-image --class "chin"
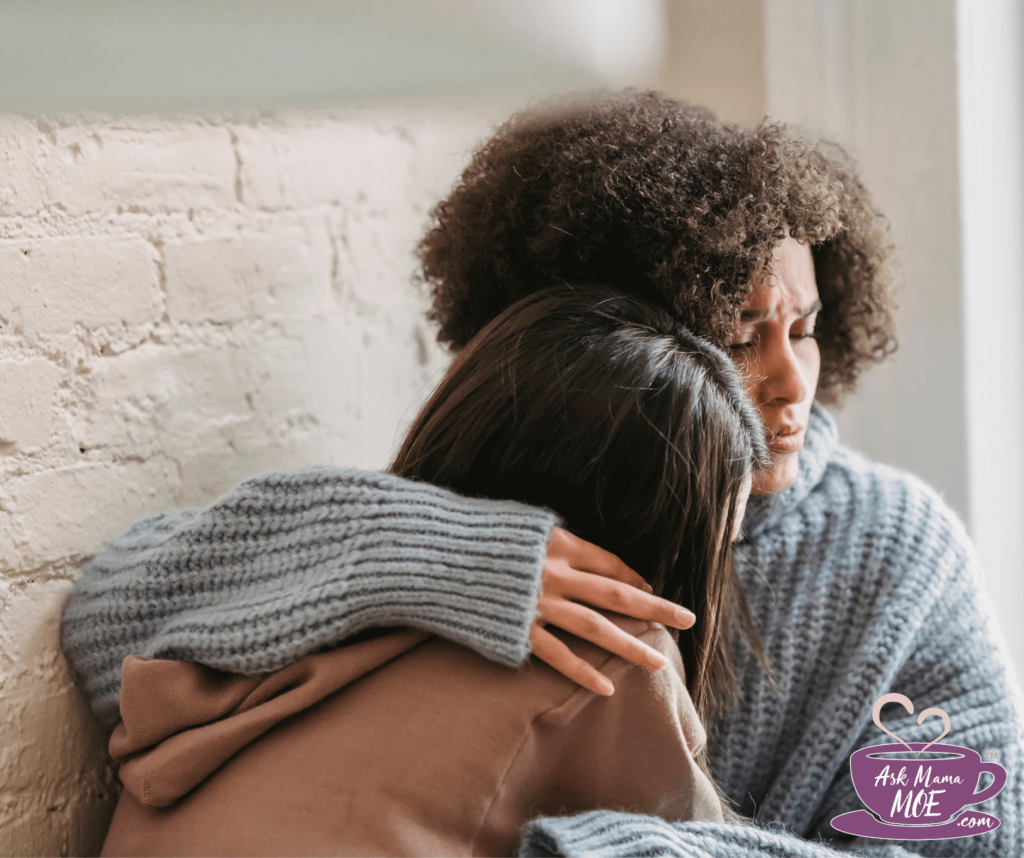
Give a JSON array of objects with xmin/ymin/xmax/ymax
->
[{"xmin": 752, "ymin": 453, "xmax": 800, "ymax": 496}]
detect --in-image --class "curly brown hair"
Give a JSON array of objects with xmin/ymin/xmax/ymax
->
[{"xmin": 418, "ymin": 89, "xmax": 898, "ymax": 402}]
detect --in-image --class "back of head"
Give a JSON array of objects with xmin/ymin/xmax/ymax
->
[
  {"xmin": 419, "ymin": 88, "xmax": 897, "ymax": 402},
  {"xmin": 391, "ymin": 286, "xmax": 767, "ymax": 719}
]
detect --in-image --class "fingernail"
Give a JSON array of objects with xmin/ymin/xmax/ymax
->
[
  {"xmin": 598, "ymin": 678, "xmax": 615, "ymax": 696},
  {"xmin": 648, "ymin": 652, "xmax": 668, "ymax": 670},
  {"xmin": 643, "ymin": 583, "xmax": 654, "ymax": 594},
  {"xmin": 676, "ymin": 608, "xmax": 696, "ymax": 626}
]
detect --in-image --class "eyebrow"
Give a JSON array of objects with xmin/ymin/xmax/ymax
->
[{"xmin": 739, "ymin": 299, "xmax": 822, "ymax": 323}]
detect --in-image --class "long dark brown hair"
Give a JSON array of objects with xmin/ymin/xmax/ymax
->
[{"xmin": 391, "ymin": 286, "xmax": 768, "ymax": 722}]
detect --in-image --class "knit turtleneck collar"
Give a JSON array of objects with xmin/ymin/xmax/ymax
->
[{"xmin": 740, "ymin": 400, "xmax": 839, "ymax": 538}]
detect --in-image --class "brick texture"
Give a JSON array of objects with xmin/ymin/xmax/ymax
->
[{"xmin": 0, "ymin": 106, "xmax": 493, "ymax": 856}]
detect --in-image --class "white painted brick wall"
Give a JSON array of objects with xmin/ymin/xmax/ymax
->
[
  {"xmin": 0, "ymin": 107, "xmax": 493, "ymax": 856},
  {"xmin": 0, "ymin": 236, "xmax": 161, "ymax": 336}
]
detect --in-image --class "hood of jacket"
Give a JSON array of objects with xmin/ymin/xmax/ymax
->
[{"xmin": 109, "ymin": 627, "xmax": 430, "ymax": 808}]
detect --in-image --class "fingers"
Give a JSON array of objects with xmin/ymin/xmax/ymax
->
[
  {"xmin": 546, "ymin": 563, "xmax": 696, "ymax": 630},
  {"xmin": 538, "ymin": 528, "xmax": 696, "ymax": 696},
  {"xmin": 548, "ymin": 527, "xmax": 649, "ymax": 591},
  {"xmin": 530, "ymin": 626, "xmax": 615, "ymax": 696},
  {"xmin": 538, "ymin": 599, "xmax": 670, "ymax": 672}
]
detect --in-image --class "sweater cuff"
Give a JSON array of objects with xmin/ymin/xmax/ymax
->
[{"xmin": 357, "ymin": 479, "xmax": 557, "ymax": 668}]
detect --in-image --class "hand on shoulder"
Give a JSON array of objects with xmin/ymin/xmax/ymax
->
[{"xmin": 530, "ymin": 527, "xmax": 697, "ymax": 696}]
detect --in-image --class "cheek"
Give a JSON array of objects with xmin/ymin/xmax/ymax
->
[{"xmin": 752, "ymin": 452, "xmax": 801, "ymax": 496}]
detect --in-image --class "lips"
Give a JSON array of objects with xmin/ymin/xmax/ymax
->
[{"xmin": 767, "ymin": 426, "xmax": 805, "ymax": 454}]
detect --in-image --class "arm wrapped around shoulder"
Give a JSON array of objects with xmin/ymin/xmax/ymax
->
[{"xmin": 61, "ymin": 467, "xmax": 556, "ymax": 730}]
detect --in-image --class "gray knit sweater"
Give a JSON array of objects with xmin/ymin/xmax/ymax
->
[
  {"xmin": 63, "ymin": 475, "xmax": 558, "ymax": 728},
  {"xmin": 63, "ymin": 403, "xmax": 1023, "ymax": 857}
]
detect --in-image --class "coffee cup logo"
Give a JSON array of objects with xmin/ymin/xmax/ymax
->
[{"xmin": 832, "ymin": 694, "xmax": 1006, "ymax": 841}]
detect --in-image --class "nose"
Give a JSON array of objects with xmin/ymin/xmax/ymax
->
[{"xmin": 755, "ymin": 334, "xmax": 810, "ymax": 407}]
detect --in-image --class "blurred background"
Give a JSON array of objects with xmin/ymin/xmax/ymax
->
[{"xmin": 0, "ymin": 1, "xmax": 1021, "ymax": 854}]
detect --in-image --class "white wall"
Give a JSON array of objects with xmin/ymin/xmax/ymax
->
[
  {"xmin": 956, "ymin": 0, "xmax": 1024, "ymax": 682},
  {"xmin": 0, "ymin": 4, "xmax": 670, "ymax": 854},
  {"xmin": 0, "ymin": 0, "xmax": 665, "ymax": 112},
  {"xmin": 764, "ymin": 0, "xmax": 969, "ymax": 521},
  {"xmin": 0, "ymin": 107, "xmax": 493, "ymax": 856},
  {"xmin": 658, "ymin": 0, "xmax": 766, "ymax": 127}
]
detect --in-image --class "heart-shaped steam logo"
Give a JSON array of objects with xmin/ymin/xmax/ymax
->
[{"xmin": 872, "ymin": 693, "xmax": 951, "ymax": 756}]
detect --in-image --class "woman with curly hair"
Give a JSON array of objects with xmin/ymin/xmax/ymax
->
[
  {"xmin": 420, "ymin": 91, "xmax": 896, "ymax": 404},
  {"xmin": 65, "ymin": 91, "xmax": 1023, "ymax": 858}
]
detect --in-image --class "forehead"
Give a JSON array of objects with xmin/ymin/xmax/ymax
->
[{"xmin": 741, "ymin": 235, "xmax": 819, "ymax": 314}]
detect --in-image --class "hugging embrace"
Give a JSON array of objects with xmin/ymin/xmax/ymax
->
[{"xmin": 64, "ymin": 91, "xmax": 1023, "ymax": 857}]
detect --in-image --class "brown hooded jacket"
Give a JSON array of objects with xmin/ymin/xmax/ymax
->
[{"xmin": 101, "ymin": 615, "xmax": 722, "ymax": 857}]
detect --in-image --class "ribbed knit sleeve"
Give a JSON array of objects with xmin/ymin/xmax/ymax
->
[{"xmin": 62, "ymin": 468, "xmax": 557, "ymax": 730}]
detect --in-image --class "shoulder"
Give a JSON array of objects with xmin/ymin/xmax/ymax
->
[
  {"xmin": 809, "ymin": 444, "xmax": 972, "ymax": 558},
  {"xmin": 568, "ymin": 619, "xmax": 706, "ymax": 748},
  {"xmin": 745, "ymin": 444, "xmax": 980, "ymax": 603}
]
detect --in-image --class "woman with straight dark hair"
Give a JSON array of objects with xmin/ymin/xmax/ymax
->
[
  {"xmin": 100, "ymin": 286, "xmax": 768, "ymax": 857},
  {"xmin": 391, "ymin": 285, "xmax": 768, "ymax": 724}
]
